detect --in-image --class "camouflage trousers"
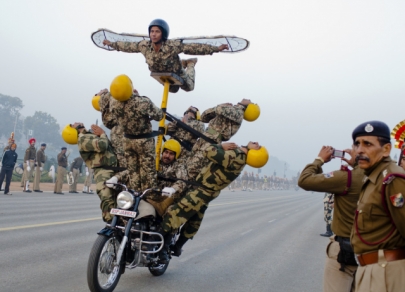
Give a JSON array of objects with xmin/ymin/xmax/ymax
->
[
  {"xmin": 117, "ymin": 137, "xmax": 157, "ymax": 191},
  {"xmin": 323, "ymin": 193, "xmax": 334, "ymax": 225},
  {"xmin": 162, "ymin": 187, "xmax": 220, "ymax": 239},
  {"xmin": 111, "ymin": 126, "xmax": 127, "ymax": 168},
  {"xmin": 180, "ymin": 64, "xmax": 195, "ymax": 92},
  {"xmin": 94, "ymin": 168, "xmax": 116, "ymax": 223},
  {"xmin": 187, "ymin": 141, "xmax": 210, "ymax": 181}
]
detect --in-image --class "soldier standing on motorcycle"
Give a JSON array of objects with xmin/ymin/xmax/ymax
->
[
  {"xmin": 157, "ymin": 141, "xmax": 269, "ymax": 263},
  {"xmin": 62, "ymin": 123, "xmax": 126, "ymax": 223},
  {"xmin": 146, "ymin": 139, "xmax": 188, "ymax": 216}
]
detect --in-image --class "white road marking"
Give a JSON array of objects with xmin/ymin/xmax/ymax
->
[
  {"xmin": 179, "ymin": 249, "xmax": 209, "ymax": 263},
  {"xmin": 268, "ymin": 219, "xmax": 276, "ymax": 223},
  {"xmin": 241, "ymin": 229, "xmax": 253, "ymax": 236},
  {"xmin": 0, "ymin": 217, "xmax": 99, "ymax": 232}
]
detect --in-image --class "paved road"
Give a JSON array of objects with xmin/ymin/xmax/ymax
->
[{"xmin": 0, "ymin": 189, "xmax": 328, "ymax": 292}]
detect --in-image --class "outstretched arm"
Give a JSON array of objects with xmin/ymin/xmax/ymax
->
[
  {"xmin": 181, "ymin": 43, "xmax": 228, "ymax": 55},
  {"xmin": 103, "ymin": 40, "xmax": 141, "ymax": 53}
]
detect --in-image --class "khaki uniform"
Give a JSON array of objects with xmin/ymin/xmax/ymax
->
[
  {"xmin": 23, "ymin": 145, "xmax": 36, "ymax": 190},
  {"xmin": 163, "ymin": 145, "xmax": 246, "ymax": 239},
  {"xmin": 69, "ymin": 157, "xmax": 83, "ymax": 192},
  {"xmin": 298, "ymin": 159, "xmax": 364, "ymax": 292},
  {"xmin": 34, "ymin": 148, "xmax": 46, "ymax": 191},
  {"xmin": 350, "ymin": 157, "xmax": 405, "ymax": 292},
  {"xmin": 54, "ymin": 152, "xmax": 67, "ymax": 193},
  {"xmin": 84, "ymin": 167, "xmax": 93, "ymax": 188},
  {"xmin": 110, "ymin": 40, "xmax": 220, "ymax": 92},
  {"xmin": 78, "ymin": 131, "xmax": 121, "ymax": 222}
]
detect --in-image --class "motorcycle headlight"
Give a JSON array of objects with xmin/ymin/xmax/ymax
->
[{"xmin": 116, "ymin": 191, "xmax": 134, "ymax": 210}]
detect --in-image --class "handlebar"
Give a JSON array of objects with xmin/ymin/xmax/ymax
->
[{"xmin": 105, "ymin": 182, "xmax": 161, "ymax": 198}]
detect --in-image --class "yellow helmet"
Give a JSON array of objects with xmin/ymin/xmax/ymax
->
[
  {"xmin": 92, "ymin": 95, "xmax": 101, "ymax": 111},
  {"xmin": 110, "ymin": 74, "xmax": 133, "ymax": 101},
  {"xmin": 244, "ymin": 104, "xmax": 260, "ymax": 122},
  {"xmin": 162, "ymin": 139, "xmax": 181, "ymax": 159},
  {"xmin": 246, "ymin": 146, "xmax": 269, "ymax": 168},
  {"xmin": 61, "ymin": 124, "xmax": 78, "ymax": 145}
]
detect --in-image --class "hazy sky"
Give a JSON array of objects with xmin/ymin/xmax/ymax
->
[{"xmin": 1, "ymin": 0, "xmax": 404, "ymax": 171}]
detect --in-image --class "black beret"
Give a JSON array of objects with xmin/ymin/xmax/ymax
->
[
  {"xmin": 352, "ymin": 121, "xmax": 391, "ymax": 141},
  {"xmin": 61, "ymin": 147, "xmax": 67, "ymax": 150},
  {"xmin": 41, "ymin": 143, "xmax": 46, "ymax": 146}
]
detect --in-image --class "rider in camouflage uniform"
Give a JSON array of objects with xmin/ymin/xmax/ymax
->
[
  {"xmin": 159, "ymin": 142, "xmax": 261, "ymax": 262},
  {"xmin": 103, "ymin": 19, "xmax": 229, "ymax": 92},
  {"xmin": 74, "ymin": 123, "xmax": 122, "ymax": 223},
  {"xmin": 167, "ymin": 106, "xmax": 205, "ymax": 164}
]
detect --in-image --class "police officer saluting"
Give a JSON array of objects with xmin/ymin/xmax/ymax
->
[
  {"xmin": 298, "ymin": 144, "xmax": 364, "ymax": 291},
  {"xmin": 351, "ymin": 121, "xmax": 405, "ymax": 291}
]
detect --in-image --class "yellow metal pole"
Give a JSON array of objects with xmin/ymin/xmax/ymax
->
[{"xmin": 155, "ymin": 80, "xmax": 170, "ymax": 170}]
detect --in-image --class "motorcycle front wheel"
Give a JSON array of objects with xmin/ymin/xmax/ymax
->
[
  {"xmin": 148, "ymin": 261, "xmax": 169, "ymax": 276},
  {"xmin": 87, "ymin": 235, "xmax": 122, "ymax": 292}
]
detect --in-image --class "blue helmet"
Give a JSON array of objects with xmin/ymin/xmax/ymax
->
[{"xmin": 148, "ymin": 19, "xmax": 169, "ymax": 41}]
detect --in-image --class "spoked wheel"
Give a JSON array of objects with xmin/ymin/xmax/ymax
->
[{"xmin": 87, "ymin": 235, "xmax": 122, "ymax": 292}]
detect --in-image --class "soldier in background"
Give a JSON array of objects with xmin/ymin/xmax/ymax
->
[
  {"xmin": 23, "ymin": 138, "xmax": 36, "ymax": 192},
  {"xmin": 241, "ymin": 171, "xmax": 248, "ymax": 191},
  {"xmin": 167, "ymin": 106, "xmax": 205, "ymax": 164},
  {"xmin": 0, "ymin": 133, "xmax": 15, "ymax": 191},
  {"xmin": 33, "ymin": 143, "xmax": 46, "ymax": 192},
  {"xmin": 83, "ymin": 167, "xmax": 94, "ymax": 194},
  {"xmin": 321, "ymin": 193, "xmax": 334, "ymax": 237},
  {"xmin": 0, "ymin": 143, "xmax": 18, "ymax": 195},
  {"xmin": 54, "ymin": 147, "xmax": 68, "ymax": 195},
  {"xmin": 69, "ymin": 156, "xmax": 83, "ymax": 193}
]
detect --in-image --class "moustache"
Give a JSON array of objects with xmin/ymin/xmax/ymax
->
[{"xmin": 356, "ymin": 155, "xmax": 370, "ymax": 163}]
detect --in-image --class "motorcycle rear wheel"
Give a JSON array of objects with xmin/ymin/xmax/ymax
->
[{"xmin": 87, "ymin": 235, "xmax": 122, "ymax": 292}]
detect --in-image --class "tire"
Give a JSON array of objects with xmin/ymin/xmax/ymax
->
[
  {"xmin": 87, "ymin": 235, "xmax": 122, "ymax": 292},
  {"xmin": 148, "ymin": 261, "xmax": 169, "ymax": 276}
]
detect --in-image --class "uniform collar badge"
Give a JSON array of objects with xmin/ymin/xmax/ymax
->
[
  {"xmin": 383, "ymin": 169, "xmax": 388, "ymax": 177},
  {"xmin": 390, "ymin": 193, "xmax": 404, "ymax": 208},
  {"xmin": 365, "ymin": 124, "xmax": 374, "ymax": 133}
]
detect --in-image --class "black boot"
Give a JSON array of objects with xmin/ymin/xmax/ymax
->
[
  {"xmin": 320, "ymin": 224, "xmax": 333, "ymax": 237},
  {"xmin": 171, "ymin": 235, "xmax": 189, "ymax": 257},
  {"xmin": 158, "ymin": 233, "xmax": 172, "ymax": 264}
]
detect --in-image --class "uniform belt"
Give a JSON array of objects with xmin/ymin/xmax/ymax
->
[
  {"xmin": 124, "ymin": 132, "xmax": 159, "ymax": 139},
  {"xmin": 356, "ymin": 248, "xmax": 405, "ymax": 266}
]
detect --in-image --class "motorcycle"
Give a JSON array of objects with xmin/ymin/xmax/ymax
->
[{"xmin": 87, "ymin": 183, "xmax": 174, "ymax": 292}]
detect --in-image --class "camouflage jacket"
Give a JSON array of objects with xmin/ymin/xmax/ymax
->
[
  {"xmin": 24, "ymin": 145, "xmax": 36, "ymax": 161},
  {"xmin": 158, "ymin": 159, "xmax": 187, "ymax": 201},
  {"xmin": 112, "ymin": 94, "xmax": 163, "ymax": 136},
  {"xmin": 167, "ymin": 117, "xmax": 205, "ymax": 145},
  {"xmin": 200, "ymin": 104, "xmax": 245, "ymax": 142},
  {"xmin": 99, "ymin": 92, "xmax": 117, "ymax": 130},
  {"xmin": 78, "ymin": 131, "xmax": 117, "ymax": 169},
  {"xmin": 196, "ymin": 144, "xmax": 247, "ymax": 192},
  {"xmin": 36, "ymin": 149, "xmax": 46, "ymax": 166},
  {"xmin": 110, "ymin": 39, "xmax": 220, "ymax": 75}
]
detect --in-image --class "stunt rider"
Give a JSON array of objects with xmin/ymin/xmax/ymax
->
[
  {"xmin": 158, "ymin": 141, "xmax": 269, "ymax": 263},
  {"xmin": 146, "ymin": 139, "xmax": 188, "ymax": 216},
  {"xmin": 102, "ymin": 19, "xmax": 229, "ymax": 93}
]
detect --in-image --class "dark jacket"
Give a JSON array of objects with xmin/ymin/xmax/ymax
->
[{"xmin": 2, "ymin": 149, "xmax": 18, "ymax": 170}]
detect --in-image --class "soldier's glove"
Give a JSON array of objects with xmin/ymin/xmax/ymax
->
[
  {"xmin": 106, "ymin": 176, "xmax": 118, "ymax": 188},
  {"xmin": 27, "ymin": 166, "xmax": 31, "ymax": 172},
  {"xmin": 162, "ymin": 187, "xmax": 176, "ymax": 197},
  {"xmin": 40, "ymin": 167, "xmax": 43, "ymax": 171},
  {"xmin": 86, "ymin": 171, "xmax": 89, "ymax": 176},
  {"xmin": 69, "ymin": 171, "xmax": 73, "ymax": 175}
]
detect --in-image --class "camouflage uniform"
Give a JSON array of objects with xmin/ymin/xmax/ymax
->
[
  {"xmin": 99, "ymin": 92, "xmax": 126, "ymax": 168},
  {"xmin": 157, "ymin": 160, "xmax": 187, "ymax": 203},
  {"xmin": 162, "ymin": 144, "xmax": 247, "ymax": 239},
  {"xmin": 78, "ymin": 130, "xmax": 120, "ymax": 222},
  {"xmin": 187, "ymin": 104, "xmax": 245, "ymax": 181},
  {"xmin": 112, "ymin": 93, "xmax": 163, "ymax": 191},
  {"xmin": 167, "ymin": 117, "xmax": 205, "ymax": 163},
  {"xmin": 109, "ymin": 40, "xmax": 220, "ymax": 92},
  {"xmin": 323, "ymin": 193, "xmax": 335, "ymax": 225}
]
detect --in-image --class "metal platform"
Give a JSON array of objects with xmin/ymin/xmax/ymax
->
[{"xmin": 150, "ymin": 72, "xmax": 184, "ymax": 86}]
